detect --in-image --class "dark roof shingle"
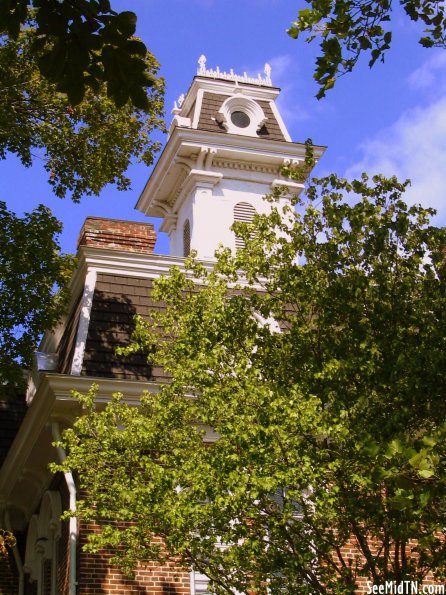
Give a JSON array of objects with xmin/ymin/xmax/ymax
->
[
  {"xmin": 197, "ymin": 92, "xmax": 287, "ymax": 141},
  {"xmin": 81, "ymin": 274, "xmax": 168, "ymax": 382}
]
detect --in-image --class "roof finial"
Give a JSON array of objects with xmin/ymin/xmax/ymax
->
[
  {"xmin": 198, "ymin": 54, "xmax": 207, "ymax": 74},
  {"xmin": 264, "ymin": 63, "xmax": 272, "ymax": 84},
  {"xmin": 196, "ymin": 56, "xmax": 273, "ymax": 86}
]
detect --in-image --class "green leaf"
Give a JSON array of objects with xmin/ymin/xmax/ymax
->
[
  {"xmin": 419, "ymin": 36, "xmax": 435, "ymax": 47},
  {"xmin": 65, "ymin": 80, "xmax": 85, "ymax": 106},
  {"xmin": 418, "ymin": 469, "xmax": 434, "ymax": 479},
  {"xmin": 115, "ymin": 11, "xmax": 137, "ymax": 37},
  {"xmin": 125, "ymin": 39, "xmax": 147, "ymax": 57},
  {"xmin": 129, "ymin": 85, "xmax": 149, "ymax": 110},
  {"xmin": 107, "ymin": 80, "xmax": 129, "ymax": 107}
]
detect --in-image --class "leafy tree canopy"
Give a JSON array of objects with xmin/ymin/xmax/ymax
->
[
  {"xmin": 57, "ymin": 174, "xmax": 446, "ymax": 593},
  {"xmin": 288, "ymin": 0, "xmax": 446, "ymax": 98},
  {"xmin": 0, "ymin": 0, "xmax": 155, "ymax": 108},
  {"xmin": 0, "ymin": 26, "xmax": 164, "ymax": 201},
  {"xmin": 0, "ymin": 202, "xmax": 74, "ymax": 393},
  {"xmin": 0, "ymin": 18, "xmax": 162, "ymax": 388}
]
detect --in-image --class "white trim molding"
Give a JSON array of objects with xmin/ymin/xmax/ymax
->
[{"xmin": 70, "ymin": 269, "xmax": 97, "ymax": 375}]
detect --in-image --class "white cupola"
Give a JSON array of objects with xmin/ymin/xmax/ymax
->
[{"xmin": 136, "ymin": 56, "xmax": 325, "ymax": 260}]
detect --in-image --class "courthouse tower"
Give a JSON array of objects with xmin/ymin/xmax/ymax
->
[{"xmin": 137, "ymin": 55, "xmax": 324, "ymax": 259}]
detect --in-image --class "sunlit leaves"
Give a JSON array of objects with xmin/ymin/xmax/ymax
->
[
  {"xmin": 0, "ymin": 529, "xmax": 16, "ymax": 558},
  {"xmin": 59, "ymin": 175, "xmax": 446, "ymax": 592}
]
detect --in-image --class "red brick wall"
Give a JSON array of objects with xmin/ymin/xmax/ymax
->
[
  {"xmin": 43, "ymin": 558, "xmax": 52, "ymax": 595},
  {"xmin": 337, "ymin": 538, "xmax": 445, "ymax": 593},
  {"xmin": 77, "ymin": 521, "xmax": 191, "ymax": 594}
]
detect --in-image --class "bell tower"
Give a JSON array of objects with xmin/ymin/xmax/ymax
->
[{"xmin": 136, "ymin": 56, "xmax": 325, "ymax": 259}]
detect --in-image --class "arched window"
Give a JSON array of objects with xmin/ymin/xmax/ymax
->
[
  {"xmin": 24, "ymin": 491, "xmax": 62, "ymax": 595},
  {"xmin": 24, "ymin": 515, "xmax": 40, "ymax": 583},
  {"xmin": 233, "ymin": 202, "xmax": 256, "ymax": 250},
  {"xmin": 183, "ymin": 219, "xmax": 191, "ymax": 257}
]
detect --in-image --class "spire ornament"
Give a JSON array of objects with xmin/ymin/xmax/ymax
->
[
  {"xmin": 196, "ymin": 56, "xmax": 273, "ymax": 86},
  {"xmin": 198, "ymin": 54, "xmax": 207, "ymax": 75},
  {"xmin": 264, "ymin": 63, "xmax": 272, "ymax": 85}
]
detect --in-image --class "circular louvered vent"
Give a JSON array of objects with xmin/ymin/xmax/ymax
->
[
  {"xmin": 217, "ymin": 96, "xmax": 266, "ymax": 136},
  {"xmin": 230, "ymin": 110, "xmax": 250, "ymax": 128}
]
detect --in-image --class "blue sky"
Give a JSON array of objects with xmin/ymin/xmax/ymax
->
[{"xmin": 2, "ymin": 0, "xmax": 445, "ymax": 255}]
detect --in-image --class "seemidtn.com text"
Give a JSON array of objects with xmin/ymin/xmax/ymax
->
[{"xmin": 367, "ymin": 582, "xmax": 445, "ymax": 595}]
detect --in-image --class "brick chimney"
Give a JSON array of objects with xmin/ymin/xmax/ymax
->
[{"xmin": 77, "ymin": 217, "xmax": 156, "ymax": 253}]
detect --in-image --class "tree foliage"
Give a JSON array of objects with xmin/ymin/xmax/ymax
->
[
  {"xmin": 288, "ymin": 0, "xmax": 446, "ymax": 98},
  {"xmin": 0, "ymin": 529, "xmax": 16, "ymax": 558},
  {"xmin": 57, "ymin": 175, "xmax": 446, "ymax": 593},
  {"xmin": 0, "ymin": 202, "xmax": 74, "ymax": 392},
  {"xmin": 0, "ymin": 0, "xmax": 155, "ymax": 108},
  {"xmin": 0, "ymin": 18, "xmax": 163, "ymax": 388},
  {"xmin": 0, "ymin": 26, "xmax": 164, "ymax": 201}
]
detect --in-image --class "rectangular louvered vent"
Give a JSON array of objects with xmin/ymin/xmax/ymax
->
[
  {"xmin": 195, "ymin": 576, "xmax": 210, "ymax": 593},
  {"xmin": 234, "ymin": 201, "xmax": 256, "ymax": 250},
  {"xmin": 183, "ymin": 219, "xmax": 191, "ymax": 257}
]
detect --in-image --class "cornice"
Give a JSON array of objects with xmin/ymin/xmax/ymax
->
[
  {"xmin": 47, "ymin": 373, "xmax": 163, "ymax": 404},
  {"xmin": 77, "ymin": 246, "xmax": 214, "ymax": 278},
  {"xmin": 172, "ymin": 126, "xmax": 325, "ymax": 160},
  {"xmin": 166, "ymin": 163, "xmax": 190, "ymax": 210},
  {"xmin": 136, "ymin": 127, "xmax": 326, "ymax": 217},
  {"xmin": 213, "ymin": 158, "xmax": 280, "ymax": 175},
  {"xmin": 75, "ymin": 247, "xmax": 259, "ymax": 291},
  {"xmin": 0, "ymin": 376, "xmax": 54, "ymax": 499}
]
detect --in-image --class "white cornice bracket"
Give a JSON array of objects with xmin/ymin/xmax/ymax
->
[{"xmin": 196, "ymin": 147, "xmax": 217, "ymax": 170}]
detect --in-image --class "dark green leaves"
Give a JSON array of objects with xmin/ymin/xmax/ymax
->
[
  {"xmin": 0, "ymin": 28, "xmax": 164, "ymax": 201},
  {"xmin": 0, "ymin": 203, "xmax": 74, "ymax": 393},
  {"xmin": 288, "ymin": 0, "xmax": 443, "ymax": 98},
  {"xmin": 0, "ymin": 0, "xmax": 28, "ymax": 39},
  {"xmin": 0, "ymin": 1, "xmax": 156, "ymax": 109},
  {"xmin": 115, "ymin": 11, "xmax": 137, "ymax": 37}
]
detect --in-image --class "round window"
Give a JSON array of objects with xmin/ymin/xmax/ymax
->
[{"xmin": 230, "ymin": 110, "xmax": 250, "ymax": 128}]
